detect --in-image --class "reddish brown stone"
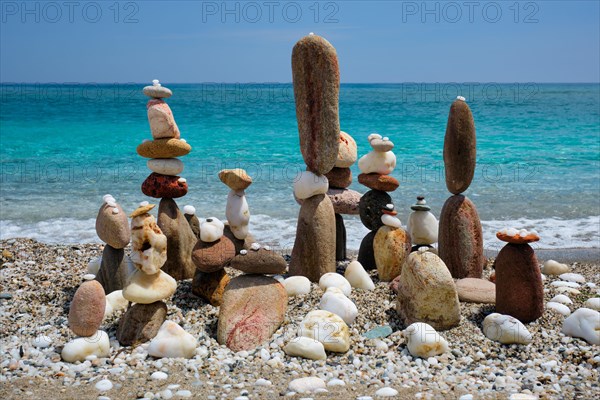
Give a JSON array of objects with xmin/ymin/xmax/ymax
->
[
  {"xmin": 68, "ymin": 281, "xmax": 106, "ymax": 337},
  {"xmin": 229, "ymin": 248, "xmax": 287, "ymax": 275},
  {"xmin": 192, "ymin": 268, "xmax": 230, "ymax": 306},
  {"xmin": 325, "ymin": 167, "xmax": 352, "ymax": 189},
  {"xmin": 116, "ymin": 301, "xmax": 167, "ymax": 345},
  {"xmin": 438, "ymin": 195, "xmax": 484, "ymax": 279},
  {"xmin": 141, "ymin": 173, "xmax": 188, "ymax": 198},
  {"xmin": 192, "ymin": 236, "xmax": 236, "ymax": 273},
  {"xmin": 358, "ymin": 173, "xmax": 399, "ymax": 192},
  {"xmin": 496, "ymin": 231, "xmax": 540, "ymax": 244},
  {"xmin": 217, "ymin": 275, "xmax": 287, "ymax": 352},
  {"xmin": 292, "ymin": 34, "xmax": 340, "ymax": 175},
  {"xmin": 443, "ymin": 99, "xmax": 476, "ymax": 195},
  {"xmin": 495, "ymin": 243, "xmax": 544, "ymax": 322}
]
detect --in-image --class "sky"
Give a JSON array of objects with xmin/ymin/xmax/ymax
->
[{"xmin": 0, "ymin": 0, "xmax": 599, "ymax": 83}]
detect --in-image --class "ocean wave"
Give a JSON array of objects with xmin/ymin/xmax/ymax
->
[{"xmin": 1, "ymin": 215, "xmax": 598, "ymax": 250}]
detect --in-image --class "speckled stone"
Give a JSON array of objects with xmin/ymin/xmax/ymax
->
[{"xmin": 359, "ymin": 190, "xmax": 392, "ymax": 231}]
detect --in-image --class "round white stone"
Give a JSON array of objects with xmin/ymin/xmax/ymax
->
[
  {"xmin": 562, "ymin": 308, "xmax": 600, "ymax": 345},
  {"xmin": 407, "ymin": 210, "xmax": 439, "ymax": 245},
  {"xmin": 32, "ymin": 335, "xmax": 52, "ymax": 348},
  {"xmin": 226, "ymin": 190, "xmax": 250, "ymax": 240},
  {"xmin": 358, "ymin": 150, "xmax": 396, "ymax": 175},
  {"xmin": 147, "ymin": 158, "xmax": 184, "ymax": 176},
  {"xmin": 83, "ymin": 273, "xmax": 95, "ymax": 281},
  {"xmin": 61, "ymin": 331, "xmax": 110, "ymax": 363},
  {"xmin": 283, "ymin": 276, "xmax": 311, "ymax": 296},
  {"xmin": 284, "ymin": 337, "xmax": 326, "ymax": 361},
  {"xmin": 95, "ymin": 379, "xmax": 113, "ymax": 392},
  {"xmin": 482, "ymin": 313, "xmax": 532, "ymax": 344},
  {"xmin": 547, "ymin": 302, "xmax": 571, "ymax": 316},
  {"xmin": 584, "ymin": 297, "xmax": 600, "ymax": 311},
  {"xmin": 541, "ymin": 260, "xmax": 570, "ymax": 275},
  {"xmin": 381, "ymin": 214, "xmax": 402, "ymax": 228},
  {"xmin": 200, "ymin": 218, "xmax": 225, "ymax": 243},
  {"xmin": 344, "ymin": 260, "xmax": 375, "ymax": 290},
  {"xmin": 404, "ymin": 322, "xmax": 449, "ymax": 358},
  {"xmin": 183, "ymin": 205, "xmax": 196, "ymax": 215},
  {"xmin": 550, "ymin": 294, "xmax": 573, "ymax": 305},
  {"xmin": 293, "ymin": 171, "xmax": 328, "ymax": 200},
  {"xmin": 559, "ymin": 273, "xmax": 585, "ymax": 283},
  {"xmin": 319, "ymin": 287, "xmax": 358, "ymax": 325},
  {"xmin": 319, "ymin": 273, "xmax": 351, "ymax": 297},
  {"xmin": 151, "ymin": 371, "xmax": 168, "ymax": 380},
  {"xmin": 288, "ymin": 377, "xmax": 326, "ymax": 393},
  {"xmin": 375, "ymin": 387, "xmax": 398, "ymax": 397}
]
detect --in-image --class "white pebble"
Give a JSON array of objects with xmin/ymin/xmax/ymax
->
[
  {"xmin": 283, "ymin": 276, "xmax": 311, "ymax": 296},
  {"xmin": 288, "ymin": 377, "xmax": 326, "ymax": 393},
  {"xmin": 327, "ymin": 379, "xmax": 346, "ymax": 387},
  {"xmin": 482, "ymin": 313, "xmax": 532, "ymax": 344},
  {"xmin": 251, "ymin": 242, "xmax": 261, "ymax": 251},
  {"xmin": 319, "ymin": 287, "xmax": 358, "ymax": 325},
  {"xmin": 240, "ymin": 249, "xmax": 248, "ymax": 255},
  {"xmin": 559, "ymin": 273, "xmax": 585, "ymax": 283},
  {"xmin": 550, "ymin": 294, "xmax": 573, "ymax": 305},
  {"xmin": 255, "ymin": 378, "xmax": 272, "ymax": 387},
  {"xmin": 344, "ymin": 260, "xmax": 375, "ymax": 290},
  {"xmin": 180, "ymin": 139, "xmax": 187, "ymax": 143},
  {"xmin": 562, "ymin": 308, "xmax": 600, "ymax": 345},
  {"xmin": 318, "ymin": 273, "xmax": 351, "ymax": 297},
  {"xmin": 32, "ymin": 335, "xmax": 52, "ymax": 348},
  {"xmin": 95, "ymin": 379, "xmax": 113, "ymax": 392},
  {"xmin": 103, "ymin": 194, "xmax": 115, "ymax": 203},
  {"xmin": 547, "ymin": 302, "xmax": 571, "ymax": 316},
  {"xmin": 541, "ymin": 260, "xmax": 570, "ymax": 275},
  {"xmin": 111, "ymin": 208, "xmax": 120, "ymax": 215},
  {"xmin": 375, "ymin": 387, "xmax": 398, "ymax": 397},
  {"xmin": 176, "ymin": 390, "xmax": 192, "ymax": 398},
  {"xmin": 584, "ymin": 297, "xmax": 600, "ymax": 311},
  {"xmin": 139, "ymin": 201, "xmax": 149, "ymax": 206},
  {"xmin": 151, "ymin": 371, "xmax": 168, "ymax": 380},
  {"xmin": 457, "ymin": 95, "xmax": 466, "ymax": 101},
  {"xmin": 83, "ymin": 273, "xmax": 95, "ymax": 281},
  {"xmin": 177, "ymin": 177, "xmax": 187, "ymax": 183},
  {"xmin": 183, "ymin": 205, "xmax": 196, "ymax": 215},
  {"xmin": 106, "ymin": 201, "xmax": 117, "ymax": 208},
  {"xmin": 404, "ymin": 322, "xmax": 449, "ymax": 358}
]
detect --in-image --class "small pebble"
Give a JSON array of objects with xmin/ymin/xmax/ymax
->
[
  {"xmin": 95, "ymin": 379, "xmax": 113, "ymax": 392},
  {"xmin": 375, "ymin": 387, "xmax": 398, "ymax": 397},
  {"xmin": 151, "ymin": 371, "xmax": 168, "ymax": 380}
]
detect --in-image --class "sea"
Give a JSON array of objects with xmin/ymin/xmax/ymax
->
[{"xmin": 1, "ymin": 83, "xmax": 598, "ymax": 251}]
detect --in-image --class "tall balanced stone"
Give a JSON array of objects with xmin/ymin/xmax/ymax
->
[
  {"xmin": 289, "ymin": 194, "xmax": 336, "ymax": 282},
  {"xmin": 495, "ymin": 234, "xmax": 544, "ymax": 322},
  {"xmin": 157, "ymin": 198, "xmax": 196, "ymax": 281},
  {"xmin": 443, "ymin": 98, "xmax": 476, "ymax": 195},
  {"xmin": 438, "ymin": 195, "xmax": 484, "ymax": 279},
  {"xmin": 291, "ymin": 33, "xmax": 340, "ymax": 175},
  {"xmin": 95, "ymin": 245, "xmax": 130, "ymax": 294}
]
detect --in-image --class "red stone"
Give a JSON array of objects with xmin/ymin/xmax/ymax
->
[
  {"xmin": 358, "ymin": 173, "xmax": 399, "ymax": 192},
  {"xmin": 141, "ymin": 173, "xmax": 188, "ymax": 198},
  {"xmin": 438, "ymin": 195, "xmax": 484, "ymax": 279},
  {"xmin": 496, "ymin": 231, "xmax": 540, "ymax": 244},
  {"xmin": 495, "ymin": 243, "xmax": 544, "ymax": 322},
  {"xmin": 192, "ymin": 236, "xmax": 236, "ymax": 273},
  {"xmin": 325, "ymin": 167, "xmax": 352, "ymax": 189}
]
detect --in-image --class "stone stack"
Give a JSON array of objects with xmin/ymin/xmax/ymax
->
[
  {"xmin": 136, "ymin": 80, "xmax": 196, "ymax": 281},
  {"xmin": 438, "ymin": 97, "xmax": 484, "ymax": 279},
  {"xmin": 288, "ymin": 33, "xmax": 340, "ymax": 282},
  {"xmin": 94, "ymin": 194, "xmax": 131, "ymax": 294},
  {"xmin": 495, "ymin": 228, "xmax": 544, "ymax": 322},
  {"xmin": 407, "ymin": 196, "xmax": 439, "ymax": 252},
  {"xmin": 325, "ymin": 131, "xmax": 360, "ymax": 260},
  {"xmin": 117, "ymin": 203, "xmax": 177, "ymax": 346},
  {"xmin": 357, "ymin": 134, "xmax": 411, "ymax": 281}
]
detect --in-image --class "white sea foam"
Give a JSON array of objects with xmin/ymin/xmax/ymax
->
[{"xmin": 0, "ymin": 215, "xmax": 598, "ymax": 250}]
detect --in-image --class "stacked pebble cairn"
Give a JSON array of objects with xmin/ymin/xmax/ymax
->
[
  {"xmin": 324, "ymin": 132, "xmax": 360, "ymax": 260},
  {"xmin": 406, "ymin": 196, "xmax": 439, "ymax": 252},
  {"xmin": 137, "ymin": 80, "xmax": 197, "ymax": 282},
  {"xmin": 438, "ymin": 96, "xmax": 485, "ymax": 279},
  {"xmin": 288, "ymin": 33, "xmax": 340, "ymax": 282},
  {"xmin": 495, "ymin": 228, "xmax": 544, "ymax": 322},
  {"xmin": 356, "ymin": 134, "xmax": 411, "ymax": 281}
]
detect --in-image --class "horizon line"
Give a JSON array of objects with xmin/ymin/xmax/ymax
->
[{"xmin": 1, "ymin": 81, "xmax": 599, "ymax": 85}]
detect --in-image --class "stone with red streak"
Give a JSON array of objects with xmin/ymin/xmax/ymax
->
[
  {"xmin": 141, "ymin": 172, "xmax": 188, "ymax": 199},
  {"xmin": 217, "ymin": 275, "xmax": 287, "ymax": 352}
]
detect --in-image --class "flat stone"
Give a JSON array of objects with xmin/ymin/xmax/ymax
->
[
  {"xmin": 137, "ymin": 138, "xmax": 191, "ymax": 159},
  {"xmin": 217, "ymin": 275, "xmax": 287, "ymax": 352},
  {"xmin": 191, "ymin": 268, "xmax": 230, "ymax": 306},
  {"xmin": 292, "ymin": 34, "xmax": 340, "ymax": 175},
  {"xmin": 455, "ymin": 278, "xmax": 496, "ymax": 304},
  {"xmin": 116, "ymin": 301, "xmax": 167, "ymax": 346},
  {"xmin": 122, "ymin": 270, "xmax": 177, "ymax": 304},
  {"xmin": 325, "ymin": 167, "xmax": 352, "ymax": 189},
  {"xmin": 218, "ymin": 169, "xmax": 252, "ymax": 191},
  {"xmin": 142, "ymin": 173, "xmax": 188, "ymax": 199},
  {"xmin": 229, "ymin": 248, "xmax": 287, "ymax": 274},
  {"xmin": 143, "ymin": 85, "xmax": 172, "ymax": 99},
  {"xmin": 444, "ymin": 98, "xmax": 476, "ymax": 194},
  {"xmin": 192, "ymin": 236, "xmax": 236, "ymax": 273},
  {"xmin": 327, "ymin": 188, "xmax": 361, "ymax": 215},
  {"xmin": 358, "ymin": 173, "xmax": 399, "ymax": 192},
  {"xmin": 147, "ymin": 158, "xmax": 184, "ymax": 176},
  {"xmin": 363, "ymin": 325, "xmax": 393, "ymax": 339}
]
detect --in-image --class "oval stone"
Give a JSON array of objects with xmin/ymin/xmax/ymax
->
[
  {"xmin": 443, "ymin": 99, "xmax": 476, "ymax": 194},
  {"xmin": 358, "ymin": 173, "xmax": 399, "ymax": 192},
  {"xmin": 325, "ymin": 167, "xmax": 352, "ymax": 189},
  {"xmin": 292, "ymin": 34, "xmax": 340, "ymax": 175},
  {"xmin": 373, "ymin": 226, "xmax": 412, "ymax": 281},
  {"xmin": 359, "ymin": 190, "xmax": 392, "ymax": 231},
  {"xmin": 147, "ymin": 99, "xmax": 180, "ymax": 139},
  {"xmin": 137, "ymin": 138, "xmax": 191, "ymax": 159},
  {"xmin": 438, "ymin": 195, "xmax": 484, "ymax": 279},
  {"xmin": 68, "ymin": 280, "xmax": 106, "ymax": 337},
  {"xmin": 192, "ymin": 236, "xmax": 236, "ymax": 273},
  {"xmin": 335, "ymin": 131, "xmax": 357, "ymax": 168},
  {"xmin": 147, "ymin": 158, "xmax": 184, "ymax": 176},
  {"xmin": 95, "ymin": 201, "xmax": 130, "ymax": 249},
  {"xmin": 495, "ymin": 243, "xmax": 544, "ymax": 322}
]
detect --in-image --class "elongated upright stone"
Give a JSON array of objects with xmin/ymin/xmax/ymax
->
[
  {"xmin": 495, "ymin": 243, "xmax": 544, "ymax": 322},
  {"xmin": 289, "ymin": 194, "xmax": 336, "ymax": 282},
  {"xmin": 358, "ymin": 230, "xmax": 377, "ymax": 270},
  {"xmin": 292, "ymin": 34, "xmax": 340, "ymax": 175},
  {"xmin": 443, "ymin": 98, "xmax": 476, "ymax": 195},
  {"xmin": 96, "ymin": 245, "xmax": 129, "ymax": 294},
  {"xmin": 335, "ymin": 213, "xmax": 347, "ymax": 261},
  {"xmin": 158, "ymin": 198, "xmax": 196, "ymax": 281},
  {"xmin": 438, "ymin": 195, "xmax": 484, "ymax": 279}
]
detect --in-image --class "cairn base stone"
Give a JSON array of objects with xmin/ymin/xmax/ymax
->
[
  {"xmin": 335, "ymin": 213, "xmax": 347, "ymax": 261},
  {"xmin": 358, "ymin": 230, "xmax": 377, "ymax": 270},
  {"xmin": 192, "ymin": 269, "xmax": 230, "ymax": 306},
  {"xmin": 116, "ymin": 301, "xmax": 167, "ymax": 346}
]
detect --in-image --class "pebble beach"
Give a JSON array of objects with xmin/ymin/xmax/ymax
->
[{"xmin": 1, "ymin": 238, "xmax": 598, "ymax": 400}]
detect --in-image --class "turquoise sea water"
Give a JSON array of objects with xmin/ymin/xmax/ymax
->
[{"xmin": 0, "ymin": 83, "xmax": 599, "ymax": 249}]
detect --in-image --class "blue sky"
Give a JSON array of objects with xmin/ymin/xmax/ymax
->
[{"xmin": 1, "ymin": 1, "xmax": 599, "ymax": 83}]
